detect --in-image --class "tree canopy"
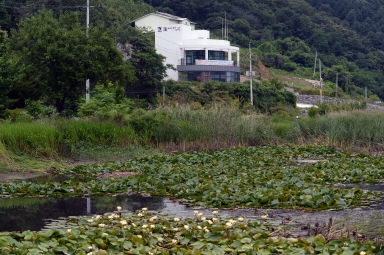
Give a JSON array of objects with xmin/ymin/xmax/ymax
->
[{"xmin": 9, "ymin": 10, "xmax": 129, "ymax": 113}]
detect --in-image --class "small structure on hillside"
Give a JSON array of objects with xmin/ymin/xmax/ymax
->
[{"xmin": 131, "ymin": 12, "xmax": 240, "ymax": 82}]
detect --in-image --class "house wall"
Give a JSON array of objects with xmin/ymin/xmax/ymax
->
[
  {"xmin": 155, "ymin": 24, "xmax": 240, "ymax": 81},
  {"xmin": 155, "ymin": 25, "xmax": 187, "ymax": 80},
  {"xmin": 135, "ymin": 15, "xmax": 179, "ymax": 32}
]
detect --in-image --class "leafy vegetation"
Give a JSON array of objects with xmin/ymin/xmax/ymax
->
[
  {"xmin": 8, "ymin": 10, "xmax": 129, "ymax": 114},
  {"xmin": 1, "ymin": 209, "xmax": 381, "ymax": 254},
  {"xmin": 0, "ymin": 1, "xmax": 166, "ymax": 116},
  {"xmin": 2, "ymin": 107, "xmax": 384, "ymax": 164},
  {"xmin": 1, "ymin": 146, "xmax": 383, "ymax": 210},
  {"xmin": 163, "ymin": 79, "xmax": 296, "ymax": 113}
]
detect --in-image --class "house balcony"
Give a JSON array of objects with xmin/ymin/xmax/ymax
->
[{"xmin": 177, "ymin": 58, "xmax": 240, "ymax": 73}]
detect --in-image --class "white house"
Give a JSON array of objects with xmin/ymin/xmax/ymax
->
[
  {"xmin": 132, "ymin": 13, "xmax": 240, "ymax": 82},
  {"xmin": 131, "ymin": 12, "xmax": 196, "ymax": 32}
]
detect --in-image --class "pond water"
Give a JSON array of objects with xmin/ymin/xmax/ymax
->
[
  {"xmin": 1, "ymin": 192, "xmax": 384, "ymax": 238},
  {"xmin": 1, "ymin": 178, "xmax": 384, "ymax": 238},
  {"xmin": 0, "ymin": 193, "xmax": 255, "ymax": 232}
]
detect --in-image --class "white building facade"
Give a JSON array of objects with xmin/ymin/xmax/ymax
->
[{"xmin": 133, "ymin": 13, "xmax": 240, "ymax": 82}]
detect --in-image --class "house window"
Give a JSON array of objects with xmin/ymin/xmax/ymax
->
[
  {"xmin": 208, "ymin": 51, "xmax": 225, "ymax": 61},
  {"xmin": 186, "ymin": 50, "xmax": 205, "ymax": 65},
  {"xmin": 179, "ymin": 71, "xmax": 240, "ymax": 82}
]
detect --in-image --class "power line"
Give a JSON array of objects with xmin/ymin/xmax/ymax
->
[{"xmin": 0, "ymin": 3, "xmax": 97, "ymax": 9}]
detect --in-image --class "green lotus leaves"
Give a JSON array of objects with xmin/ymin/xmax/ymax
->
[
  {"xmin": 0, "ymin": 211, "xmax": 381, "ymax": 254},
  {"xmin": 1, "ymin": 145, "xmax": 384, "ymax": 210}
]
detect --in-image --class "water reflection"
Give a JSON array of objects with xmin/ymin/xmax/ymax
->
[{"xmin": 0, "ymin": 194, "xmax": 165, "ymax": 232}]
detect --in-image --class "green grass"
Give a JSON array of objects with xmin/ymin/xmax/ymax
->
[
  {"xmin": 298, "ymin": 110, "xmax": 384, "ymax": 147},
  {"xmin": 1, "ymin": 107, "xmax": 384, "ymax": 173},
  {"xmin": 0, "ymin": 121, "xmax": 60, "ymax": 157},
  {"xmin": 154, "ymin": 105, "xmax": 273, "ymax": 145},
  {"xmin": 58, "ymin": 119, "xmax": 137, "ymax": 147}
]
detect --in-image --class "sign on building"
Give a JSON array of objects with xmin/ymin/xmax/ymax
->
[{"xmin": 195, "ymin": 60, "xmax": 234, "ymax": 66}]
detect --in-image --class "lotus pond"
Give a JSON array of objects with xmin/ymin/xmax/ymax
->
[
  {"xmin": 1, "ymin": 145, "xmax": 384, "ymax": 209},
  {"xmin": 1, "ymin": 145, "xmax": 384, "ymax": 254},
  {"xmin": 0, "ymin": 208, "xmax": 382, "ymax": 254}
]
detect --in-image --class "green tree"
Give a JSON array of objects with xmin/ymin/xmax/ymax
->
[
  {"xmin": 10, "ymin": 10, "xmax": 129, "ymax": 114},
  {"xmin": 118, "ymin": 26, "xmax": 167, "ymax": 99},
  {"xmin": 0, "ymin": 30, "xmax": 17, "ymax": 117},
  {"xmin": 232, "ymin": 19, "xmax": 251, "ymax": 35}
]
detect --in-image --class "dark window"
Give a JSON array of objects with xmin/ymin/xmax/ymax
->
[
  {"xmin": 186, "ymin": 50, "xmax": 205, "ymax": 65},
  {"xmin": 209, "ymin": 51, "xmax": 225, "ymax": 61},
  {"xmin": 179, "ymin": 71, "xmax": 240, "ymax": 82}
]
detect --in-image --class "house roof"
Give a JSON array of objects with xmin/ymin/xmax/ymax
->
[{"xmin": 131, "ymin": 12, "xmax": 197, "ymax": 25}]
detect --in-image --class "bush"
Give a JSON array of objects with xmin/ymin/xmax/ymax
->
[
  {"xmin": 78, "ymin": 83, "xmax": 134, "ymax": 119},
  {"xmin": 282, "ymin": 61, "xmax": 297, "ymax": 72},
  {"xmin": 308, "ymin": 107, "xmax": 318, "ymax": 118},
  {"xmin": 4, "ymin": 109, "xmax": 33, "ymax": 122},
  {"xmin": 25, "ymin": 100, "xmax": 58, "ymax": 119},
  {"xmin": 163, "ymin": 80, "xmax": 296, "ymax": 113}
]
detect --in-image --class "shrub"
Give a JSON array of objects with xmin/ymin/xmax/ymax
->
[
  {"xmin": 308, "ymin": 107, "xmax": 318, "ymax": 118},
  {"xmin": 4, "ymin": 109, "xmax": 33, "ymax": 122},
  {"xmin": 78, "ymin": 83, "xmax": 134, "ymax": 119},
  {"xmin": 25, "ymin": 100, "xmax": 57, "ymax": 119}
]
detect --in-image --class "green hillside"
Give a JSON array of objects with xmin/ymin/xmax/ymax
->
[
  {"xmin": 1, "ymin": 0, "xmax": 384, "ymax": 100},
  {"xmin": 144, "ymin": 0, "xmax": 384, "ymax": 99}
]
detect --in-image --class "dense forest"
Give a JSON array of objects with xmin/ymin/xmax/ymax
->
[{"xmin": 145, "ymin": 0, "xmax": 384, "ymax": 99}]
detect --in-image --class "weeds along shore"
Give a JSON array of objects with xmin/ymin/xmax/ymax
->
[{"xmin": 0, "ymin": 105, "xmax": 384, "ymax": 166}]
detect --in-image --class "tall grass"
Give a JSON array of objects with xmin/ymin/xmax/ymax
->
[
  {"xmin": 1, "ymin": 108, "xmax": 384, "ymax": 160},
  {"xmin": 148, "ymin": 105, "xmax": 276, "ymax": 146},
  {"xmin": 0, "ymin": 122, "xmax": 60, "ymax": 157},
  {"xmin": 0, "ymin": 120, "xmax": 138, "ymax": 158},
  {"xmin": 58, "ymin": 120, "xmax": 137, "ymax": 147},
  {"xmin": 298, "ymin": 110, "xmax": 384, "ymax": 146}
]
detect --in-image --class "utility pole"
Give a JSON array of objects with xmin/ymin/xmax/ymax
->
[
  {"xmin": 249, "ymin": 42, "xmax": 253, "ymax": 106},
  {"xmin": 224, "ymin": 12, "xmax": 227, "ymax": 40},
  {"xmin": 226, "ymin": 13, "xmax": 229, "ymax": 40},
  {"xmin": 85, "ymin": 0, "xmax": 90, "ymax": 102},
  {"xmin": 313, "ymin": 51, "xmax": 317, "ymax": 78},
  {"xmin": 346, "ymin": 76, "xmax": 349, "ymax": 94},
  {"xmin": 221, "ymin": 18, "xmax": 224, "ymax": 40},
  {"xmin": 335, "ymin": 72, "xmax": 338, "ymax": 98},
  {"xmin": 319, "ymin": 59, "xmax": 323, "ymax": 104},
  {"xmin": 365, "ymin": 86, "xmax": 368, "ymax": 101}
]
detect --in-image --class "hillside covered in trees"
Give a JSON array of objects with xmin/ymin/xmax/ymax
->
[
  {"xmin": 145, "ymin": 0, "xmax": 384, "ymax": 99},
  {"xmin": 1, "ymin": 0, "xmax": 384, "ymax": 116}
]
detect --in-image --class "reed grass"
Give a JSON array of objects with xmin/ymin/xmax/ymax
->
[
  {"xmin": 152, "ymin": 105, "xmax": 275, "ymax": 145},
  {"xmin": 1, "ymin": 108, "xmax": 384, "ymax": 162},
  {"xmin": 298, "ymin": 110, "xmax": 384, "ymax": 147},
  {"xmin": 0, "ymin": 122, "xmax": 60, "ymax": 157}
]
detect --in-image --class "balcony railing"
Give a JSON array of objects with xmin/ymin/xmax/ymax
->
[{"xmin": 179, "ymin": 58, "xmax": 238, "ymax": 67}]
